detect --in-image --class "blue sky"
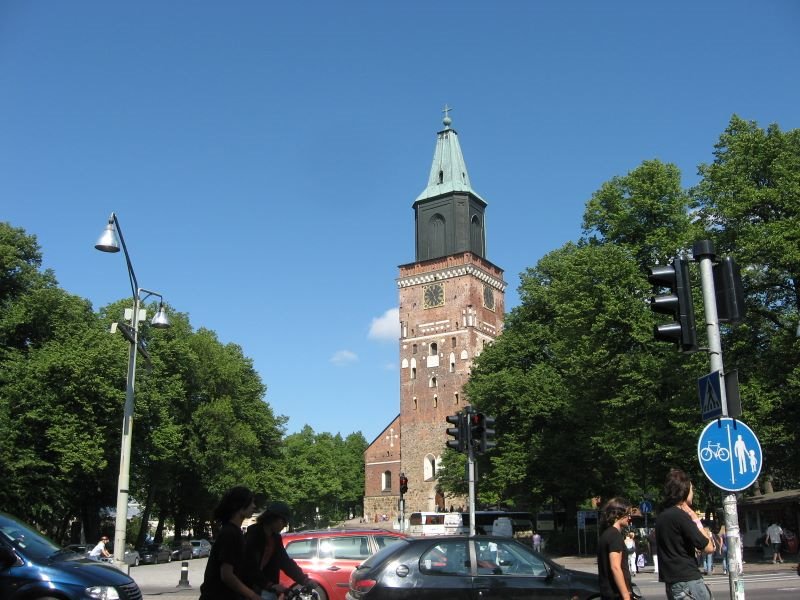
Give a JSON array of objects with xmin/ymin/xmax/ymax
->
[{"xmin": 2, "ymin": 1, "xmax": 799, "ymax": 444}]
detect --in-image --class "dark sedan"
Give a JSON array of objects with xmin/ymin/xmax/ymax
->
[
  {"xmin": 137, "ymin": 543, "xmax": 172, "ymax": 565},
  {"xmin": 347, "ymin": 535, "xmax": 602, "ymax": 600}
]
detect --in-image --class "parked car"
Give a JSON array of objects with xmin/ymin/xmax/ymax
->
[
  {"xmin": 138, "ymin": 543, "xmax": 172, "ymax": 564},
  {"xmin": 279, "ymin": 528, "xmax": 407, "ymax": 600},
  {"xmin": 190, "ymin": 538, "xmax": 212, "ymax": 558},
  {"xmin": 346, "ymin": 535, "xmax": 608, "ymax": 600},
  {"xmin": 171, "ymin": 540, "xmax": 194, "ymax": 560},
  {"xmin": 0, "ymin": 511, "xmax": 142, "ymax": 600},
  {"xmin": 65, "ymin": 543, "xmax": 91, "ymax": 556}
]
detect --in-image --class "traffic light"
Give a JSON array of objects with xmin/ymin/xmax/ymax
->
[
  {"xmin": 399, "ymin": 472, "xmax": 408, "ymax": 495},
  {"xmin": 647, "ymin": 257, "xmax": 698, "ymax": 353},
  {"xmin": 713, "ymin": 256, "xmax": 745, "ymax": 323},
  {"xmin": 469, "ymin": 413, "xmax": 496, "ymax": 454},
  {"xmin": 479, "ymin": 414, "xmax": 496, "ymax": 453},
  {"xmin": 446, "ymin": 413, "xmax": 467, "ymax": 453}
]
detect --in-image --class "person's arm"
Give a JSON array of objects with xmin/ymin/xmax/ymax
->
[
  {"xmin": 220, "ymin": 562, "xmax": 260, "ymax": 600},
  {"xmin": 276, "ymin": 543, "xmax": 307, "ymax": 585},
  {"xmin": 689, "ymin": 518, "xmax": 714, "ymax": 554},
  {"xmin": 608, "ymin": 550, "xmax": 631, "ymax": 600}
]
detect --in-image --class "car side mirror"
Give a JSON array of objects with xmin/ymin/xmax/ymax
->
[{"xmin": 0, "ymin": 547, "xmax": 20, "ymax": 568}]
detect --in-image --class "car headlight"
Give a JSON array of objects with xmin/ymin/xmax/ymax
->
[{"xmin": 85, "ymin": 586, "xmax": 121, "ymax": 600}]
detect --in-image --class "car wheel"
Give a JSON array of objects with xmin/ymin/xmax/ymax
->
[
  {"xmin": 154, "ymin": 556, "xmax": 159, "ymax": 565},
  {"xmin": 310, "ymin": 582, "xmax": 328, "ymax": 600},
  {"xmin": 133, "ymin": 558, "xmax": 139, "ymax": 567},
  {"xmin": 168, "ymin": 553, "xmax": 172, "ymax": 562}
]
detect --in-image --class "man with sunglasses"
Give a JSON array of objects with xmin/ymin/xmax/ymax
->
[{"xmin": 597, "ymin": 498, "xmax": 634, "ymax": 600}]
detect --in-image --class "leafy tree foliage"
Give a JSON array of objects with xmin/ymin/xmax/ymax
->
[
  {"xmin": 452, "ymin": 118, "xmax": 800, "ymax": 525},
  {"xmin": 0, "ymin": 223, "xmax": 366, "ymax": 542}
]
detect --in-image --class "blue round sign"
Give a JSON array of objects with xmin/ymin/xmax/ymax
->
[{"xmin": 697, "ymin": 418, "xmax": 762, "ymax": 492}]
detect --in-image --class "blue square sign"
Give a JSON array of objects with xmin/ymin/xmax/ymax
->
[{"xmin": 698, "ymin": 371, "xmax": 723, "ymax": 421}]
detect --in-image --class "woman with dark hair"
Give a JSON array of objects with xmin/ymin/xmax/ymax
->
[
  {"xmin": 597, "ymin": 497, "xmax": 633, "ymax": 600},
  {"xmin": 655, "ymin": 468, "xmax": 714, "ymax": 600},
  {"xmin": 244, "ymin": 501, "xmax": 309, "ymax": 600},
  {"xmin": 200, "ymin": 486, "xmax": 260, "ymax": 600}
]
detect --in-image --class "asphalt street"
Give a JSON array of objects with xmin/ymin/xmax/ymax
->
[{"xmin": 130, "ymin": 554, "xmax": 800, "ymax": 599}]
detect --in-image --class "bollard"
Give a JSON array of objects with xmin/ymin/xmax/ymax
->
[{"xmin": 176, "ymin": 561, "xmax": 191, "ymax": 588}]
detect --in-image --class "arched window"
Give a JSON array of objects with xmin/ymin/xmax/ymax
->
[
  {"xmin": 449, "ymin": 352, "xmax": 456, "ymax": 372},
  {"xmin": 429, "ymin": 375, "xmax": 437, "ymax": 388},
  {"xmin": 470, "ymin": 215, "xmax": 484, "ymax": 256},
  {"xmin": 401, "ymin": 358, "xmax": 408, "ymax": 369},
  {"xmin": 433, "ymin": 394, "xmax": 438, "ymax": 408},
  {"xmin": 423, "ymin": 454, "xmax": 436, "ymax": 480},
  {"xmin": 430, "ymin": 342, "xmax": 438, "ymax": 356},
  {"xmin": 410, "ymin": 358, "xmax": 417, "ymax": 380},
  {"xmin": 413, "ymin": 397, "xmax": 418, "ymax": 410},
  {"xmin": 429, "ymin": 214, "xmax": 446, "ymax": 257},
  {"xmin": 382, "ymin": 470, "xmax": 392, "ymax": 491}
]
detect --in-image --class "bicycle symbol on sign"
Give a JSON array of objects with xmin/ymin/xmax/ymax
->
[{"xmin": 700, "ymin": 441, "xmax": 730, "ymax": 462}]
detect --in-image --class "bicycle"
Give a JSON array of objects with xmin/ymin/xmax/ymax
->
[
  {"xmin": 284, "ymin": 585, "xmax": 320, "ymax": 600},
  {"xmin": 700, "ymin": 441, "xmax": 730, "ymax": 462}
]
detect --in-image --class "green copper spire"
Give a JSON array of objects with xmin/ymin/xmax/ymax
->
[{"xmin": 415, "ymin": 105, "xmax": 485, "ymax": 204}]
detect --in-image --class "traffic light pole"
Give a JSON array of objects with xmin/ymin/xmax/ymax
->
[
  {"xmin": 468, "ymin": 443, "xmax": 476, "ymax": 537},
  {"xmin": 694, "ymin": 241, "xmax": 744, "ymax": 600}
]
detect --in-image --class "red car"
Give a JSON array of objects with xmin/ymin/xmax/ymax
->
[{"xmin": 279, "ymin": 529, "xmax": 406, "ymax": 600}]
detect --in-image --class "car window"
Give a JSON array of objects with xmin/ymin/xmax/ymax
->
[
  {"xmin": 319, "ymin": 536, "xmax": 370, "ymax": 560},
  {"xmin": 419, "ymin": 540, "xmax": 469, "ymax": 576},
  {"xmin": 286, "ymin": 539, "xmax": 317, "ymax": 560},
  {"xmin": 374, "ymin": 535, "xmax": 403, "ymax": 550},
  {"xmin": 475, "ymin": 539, "xmax": 548, "ymax": 576}
]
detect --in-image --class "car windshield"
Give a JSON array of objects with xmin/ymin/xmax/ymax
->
[
  {"xmin": 0, "ymin": 512, "xmax": 63, "ymax": 561},
  {"xmin": 191, "ymin": 541, "xmax": 200, "ymax": 547}
]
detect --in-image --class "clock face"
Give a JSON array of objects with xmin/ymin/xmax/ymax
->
[
  {"xmin": 423, "ymin": 283, "xmax": 445, "ymax": 309},
  {"xmin": 483, "ymin": 284, "xmax": 495, "ymax": 310}
]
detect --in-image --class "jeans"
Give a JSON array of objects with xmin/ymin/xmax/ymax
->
[
  {"xmin": 665, "ymin": 578, "xmax": 713, "ymax": 600},
  {"xmin": 704, "ymin": 552, "xmax": 714, "ymax": 573}
]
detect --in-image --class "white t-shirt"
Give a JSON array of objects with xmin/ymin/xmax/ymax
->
[
  {"xmin": 766, "ymin": 524, "xmax": 783, "ymax": 544},
  {"xmin": 89, "ymin": 541, "xmax": 106, "ymax": 558}
]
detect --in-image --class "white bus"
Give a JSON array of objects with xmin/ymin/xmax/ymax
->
[
  {"xmin": 407, "ymin": 512, "xmax": 464, "ymax": 536},
  {"xmin": 407, "ymin": 511, "xmax": 533, "ymax": 541}
]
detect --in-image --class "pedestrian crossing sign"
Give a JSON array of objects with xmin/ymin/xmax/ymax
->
[{"xmin": 698, "ymin": 370, "xmax": 723, "ymax": 420}]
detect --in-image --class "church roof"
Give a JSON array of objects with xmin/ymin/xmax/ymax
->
[{"xmin": 415, "ymin": 107, "xmax": 485, "ymax": 205}]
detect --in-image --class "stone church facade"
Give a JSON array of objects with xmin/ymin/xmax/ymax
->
[{"xmin": 363, "ymin": 112, "xmax": 505, "ymax": 525}]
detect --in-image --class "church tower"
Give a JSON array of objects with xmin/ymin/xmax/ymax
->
[{"xmin": 363, "ymin": 110, "xmax": 505, "ymax": 523}]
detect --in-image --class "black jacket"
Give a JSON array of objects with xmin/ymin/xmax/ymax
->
[{"xmin": 244, "ymin": 523, "xmax": 306, "ymax": 591}]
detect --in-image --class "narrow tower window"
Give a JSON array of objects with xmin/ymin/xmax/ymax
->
[{"xmin": 382, "ymin": 470, "xmax": 392, "ymax": 491}]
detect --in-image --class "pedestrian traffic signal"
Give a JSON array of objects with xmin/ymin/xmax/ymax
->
[
  {"xmin": 713, "ymin": 256, "xmax": 745, "ymax": 323},
  {"xmin": 399, "ymin": 472, "xmax": 408, "ymax": 495},
  {"xmin": 648, "ymin": 257, "xmax": 698, "ymax": 353},
  {"xmin": 446, "ymin": 413, "xmax": 467, "ymax": 453}
]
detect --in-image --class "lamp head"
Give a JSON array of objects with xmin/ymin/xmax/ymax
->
[
  {"xmin": 95, "ymin": 220, "xmax": 120, "ymax": 253},
  {"xmin": 150, "ymin": 304, "xmax": 171, "ymax": 329}
]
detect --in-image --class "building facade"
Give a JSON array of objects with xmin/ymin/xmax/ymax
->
[{"xmin": 363, "ymin": 113, "xmax": 505, "ymax": 524}]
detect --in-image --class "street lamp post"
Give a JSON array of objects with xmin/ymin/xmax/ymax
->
[{"xmin": 95, "ymin": 213, "xmax": 170, "ymax": 571}]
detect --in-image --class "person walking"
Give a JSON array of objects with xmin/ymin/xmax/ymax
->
[
  {"xmin": 532, "ymin": 531, "xmax": 543, "ymax": 553},
  {"xmin": 597, "ymin": 497, "xmax": 634, "ymax": 600},
  {"xmin": 245, "ymin": 501, "xmax": 309, "ymax": 600},
  {"xmin": 648, "ymin": 528, "xmax": 659, "ymax": 575},
  {"xmin": 716, "ymin": 526, "xmax": 728, "ymax": 575},
  {"xmin": 624, "ymin": 532, "xmax": 638, "ymax": 576},
  {"xmin": 702, "ymin": 525, "xmax": 716, "ymax": 574},
  {"xmin": 655, "ymin": 468, "xmax": 714, "ymax": 600},
  {"xmin": 200, "ymin": 486, "xmax": 260, "ymax": 600},
  {"xmin": 765, "ymin": 522, "xmax": 784, "ymax": 564},
  {"xmin": 88, "ymin": 535, "xmax": 111, "ymax": 560}
]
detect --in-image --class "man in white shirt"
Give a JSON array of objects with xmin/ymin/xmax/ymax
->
[
  {"xmin": 765, "ymin": 523, "xmax": 784, "ymax": 564},
  {"xmin": 89, "ymin": 536, "xmax": 111, "ymax": 560}
]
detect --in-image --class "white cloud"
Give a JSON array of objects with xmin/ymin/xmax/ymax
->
[
  {"xmin": 368, "ymin": 307, "xmax": 400, "ymax": 342},
  {"xmin": 330, "ymin": 349, "xmax": 358, "ymax": 366}
]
